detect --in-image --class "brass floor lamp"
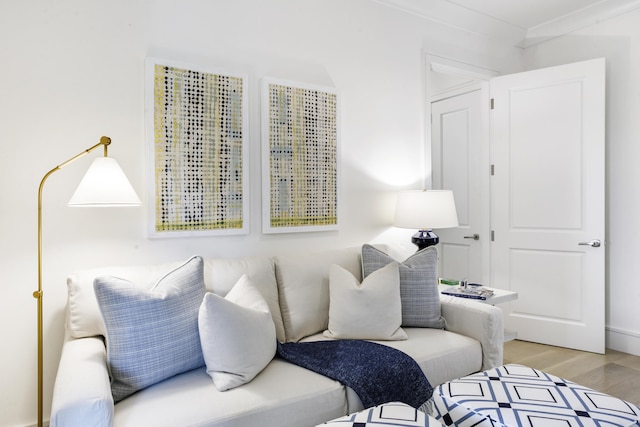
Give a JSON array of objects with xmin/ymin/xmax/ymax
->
[{"xmin": 34, "ymin": 136, "xmax": 141, "ymax": 427}]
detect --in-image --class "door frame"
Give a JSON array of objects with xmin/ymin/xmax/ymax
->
[{"xmin": 424, "ymin": 53, "xmax": 498, "ymax": 285}]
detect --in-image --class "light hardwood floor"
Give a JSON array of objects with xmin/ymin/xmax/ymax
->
[{"xmin": 504, "ymin": 340, "xmax": 640, "ymax": 406}]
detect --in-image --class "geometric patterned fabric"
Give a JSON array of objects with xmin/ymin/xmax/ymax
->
[
  {"xmin": 428, "ymin": 364, "xmax": 640, "ymax": 427},
  {"xmin": 319, "ymin": 402, "xmax": 445, "ymax": 426}
]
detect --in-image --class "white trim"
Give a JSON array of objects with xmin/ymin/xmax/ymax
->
[
  {"xmin": 606, "ymin": 325, "xmax": 640, "ymax": 356},
  {"xmin": 372, "ymin": 0, "xmax": 525, "ymax": 47},
  {"xmin": 522, "ymin": 0, "xmax": 640, "ymax": 48},
  {"xmin": 429, "ymin": 56, "xmax": 500, "ymax": 81},
  {"xmin": 429, "ymin": 81, "xmax": 483, "ymax": 103},
  {"xmin": 375, "ymin": 0, "xmax": 640, "ymax": 48},
  {"xmin": 427, "ymin": 56, "xmax": 499, "ymax": 102}
]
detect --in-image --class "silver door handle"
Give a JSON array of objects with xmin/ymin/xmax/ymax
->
[
  {"xmin": 464, "ymin": 234, "xmax": 480, "ymax": 241},
  {"xmin": 578, "ymin": 239, "xmax": 601, "ymax": 248}
]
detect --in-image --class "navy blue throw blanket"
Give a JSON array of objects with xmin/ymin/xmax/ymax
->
[{"xmin": 277, "ymin": 340, "xmax": 432, "ymax": 409}]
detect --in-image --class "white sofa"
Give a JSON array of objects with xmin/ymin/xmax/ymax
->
[{"xmin": 50, "ymin": 246, "xmax": 504, "ymax": 427}]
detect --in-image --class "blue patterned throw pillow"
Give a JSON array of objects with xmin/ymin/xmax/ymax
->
[
  {"xmin": 94, "ymin": 255, "xmax": 206, "ymax": 402},
  {"xmin": 362, "ymin": 245, "xmax": 445, "ymax": 329}
]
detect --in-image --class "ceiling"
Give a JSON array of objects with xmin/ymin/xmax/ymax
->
[{"xmin": 373, "ymin": 0, "xmax": 640, "ymax": 47}]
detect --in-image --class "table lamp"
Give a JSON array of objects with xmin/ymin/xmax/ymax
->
[
  {"xmin": 394, "ymin": 189, "xmax": 459, "ymax": 250},
  {"xmin": 34, "ymin": 136, "xmax": 141, "ymax": 427}
]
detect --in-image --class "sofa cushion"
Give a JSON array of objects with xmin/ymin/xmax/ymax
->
[
  {"xmin": 362, "ymin": 244, "xmax": 445, "ymax": 329},
  {"xmin": 112, "ymin": 361, "xmax": 348, "ymax": 427},
  {"xmin": 66, "ymin": 255, "xmax": 284, "ymax": 342},
  {"xmin": 324, "ymin": 263, "xmax": 407, "ymax": 340},
  {"xmin": 275, "ymin": 247, "xmax": 362, "ymax": 342},
  {"xmin": 376, "ymin": 328, "xmax": 482, "ymax": 387},
  {"xmin": 199, "ymin": 275, "xmax": 276, "ymax": 391},
  {"xmin": 94, "ymin": 255, "xmax": 206, "ymax": 402},
  {"xmin": 67, "ymin": 261, "xmax": 184, "ymax": 339},
  {"xmin": 204, "ymin": 256, "xmax": 285, "ymax": 343},
  {"xmin": 302, "ymin": 328, "xmax": 483, "ymax": 414}
]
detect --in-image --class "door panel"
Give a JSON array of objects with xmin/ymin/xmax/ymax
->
[
  {"xmin": 510, "ymin": 81, "xmax": 583, "ymax": 229},
  {"xmin": 511, "ymin": 249, "xmax": 583, "ymax": 320},
  {"xmin": 441, "ymin": 243, "xmax": 471, "ymax": 280},
  {"xmin": 431, "ymin": 89, "xmax": 485, "ymax": 283},
  {"xmin": 490, "ymin": 58, "xmax": 606, "ymax": 353}
]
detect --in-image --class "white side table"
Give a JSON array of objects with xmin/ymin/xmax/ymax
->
[{"xmin": 438, "ymin": 284, "xmax": 518, "ymax": 341}]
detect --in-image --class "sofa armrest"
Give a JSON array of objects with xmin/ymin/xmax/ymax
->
[
  {"xmin": 440, "ymin": 295, "xmax": 504, "ymax": 370},
  {"xmin": 50, "ymin": 335, "xmax": 113, "ymax": 427}
]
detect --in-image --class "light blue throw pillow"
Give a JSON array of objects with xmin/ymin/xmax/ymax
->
[
  {"xmin": 94, "ymin": 255, "xmax": 206, "ymax": 402},
  {"xmin": 362, "ymin": 245, "xmax": 445, "ymax": 329}
]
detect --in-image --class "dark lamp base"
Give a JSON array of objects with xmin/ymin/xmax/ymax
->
[{"xmin": 411, "ymin": 230, "xmax": 439, "ymax": 251}]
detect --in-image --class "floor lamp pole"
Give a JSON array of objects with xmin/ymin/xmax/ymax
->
[{"xmin": 33, "ymin": 137, "xmax": 140, "ymax": 427}]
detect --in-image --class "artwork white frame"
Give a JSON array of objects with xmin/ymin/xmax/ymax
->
[
  {"xmin": 261, "ymin": 77, "xmax": 340, "ymax": 234},
  {"xmin": 145, "ymin": 58, "xmax": 249, "ymax": 238}
]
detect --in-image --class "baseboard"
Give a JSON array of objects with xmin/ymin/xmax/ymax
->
[{"xmin": 606, "ymin": 325, "xmax": 640, "ymax": 356}]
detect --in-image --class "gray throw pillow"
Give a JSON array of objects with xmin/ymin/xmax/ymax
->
[
  {"xmin": 362, "ymin": 244, "xmax": 445, "ymax": 329},
  {"xmin": 94, "ymin": 255, "xmax": 206, "ymax": 402}
]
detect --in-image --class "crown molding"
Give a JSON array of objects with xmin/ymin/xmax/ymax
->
[
  {"xmin": 371, "ymin": 0, "xmax": 525, "ymax": 47},
  {"xmin": 373, "ymin": 0, "xmax": 640, "ymax": 49},
  {"xmin": 520, "ymin": 0, "xmax": 640, "ymax": 47}
]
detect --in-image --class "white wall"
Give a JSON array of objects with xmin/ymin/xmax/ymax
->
[
  {"xmin": 0, "ymin": 1, "xmax": 520, "ymax": 425},
  {"xmin": 522, "ymin": 9, "xmax": 640, "ymax": 356}
]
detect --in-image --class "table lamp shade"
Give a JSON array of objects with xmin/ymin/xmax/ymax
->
[
  {"xmin": 394, "ymin": 190, "xmax": 459, "ymax": 230},
  {"xmin": 68, "ymin": 157, "xmax": 141, "ymax": 207}
]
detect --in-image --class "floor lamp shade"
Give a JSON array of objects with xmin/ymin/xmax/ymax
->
[
  {"xmin": 68, "ymin": 157, "xmax": 141, "ymax": 206},
  {"xmin": 394, "ymin": 190, "xmax": 459, "ymax": 250}
]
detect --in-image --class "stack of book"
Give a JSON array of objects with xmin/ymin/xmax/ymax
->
[{"xmin": 440, "ymin": 284, "xmax": 494, "ymax": 300}]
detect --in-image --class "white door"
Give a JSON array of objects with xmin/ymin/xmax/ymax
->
[
  {"xmin": 431, "ymin": 89, "xmax": 487, "ymax": 284},
  {"xmin": 491, "ymin": 58, "xmax": 606, "ymax": 353}
]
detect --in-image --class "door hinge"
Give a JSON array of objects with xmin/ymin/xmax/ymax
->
[
  {"xmin": 490, "ymin": 98, "xmax": 495, "ymax": 110},
  {"xmin": 490, "ymin": 164, "xmax": 495, "ymax": 176},
  {"xmin": 491, "ymin": 230, "xmax": 495, "ymax": 241}
]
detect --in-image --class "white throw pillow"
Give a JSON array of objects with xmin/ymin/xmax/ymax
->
[
  {"xmin": 275, "ymin": 247, "xmax": 363, "ymax": 342},
  {"xmin": 362, "ymin": 244, "xmax": 445, "ymax": 328},
  {"xmin": 198, "ymin": 274, "xmax": 277, "ymax": 391},
  {"xmin": 324, "ymin": 262, "xmax": 407, "ymax": 341}
]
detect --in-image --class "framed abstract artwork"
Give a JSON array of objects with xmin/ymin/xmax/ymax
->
[
  {"xmin": 261, "ymin": 77, "xmax": 340, "ymax": 234},
  {"xmin": 145, "ymin": 58, "xmax": 249, "ymax": 237}
]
